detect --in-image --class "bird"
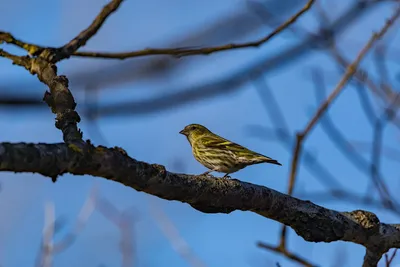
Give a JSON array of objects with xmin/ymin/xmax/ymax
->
[{"xmin": 179, "ymin": 123, "xmax": 281, "ymax": 178}]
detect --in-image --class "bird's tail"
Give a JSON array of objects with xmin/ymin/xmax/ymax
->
[{"xmin": 252, "ymin": 155, "xmax": 282, "ymax": 166}]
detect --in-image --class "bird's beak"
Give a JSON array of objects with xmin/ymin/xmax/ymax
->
[{"xmin": 179, "ymin": 129, "xmax": 186, "ymax": 135}]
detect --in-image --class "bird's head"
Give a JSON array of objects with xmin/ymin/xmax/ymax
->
[{"xmin": 179, "ymin": 124, "xmax": 210, "ymax": 142}]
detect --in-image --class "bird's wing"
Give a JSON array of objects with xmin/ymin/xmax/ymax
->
[
  {"xmin": 199, "ymin": 135, "xmax": 281, "ymax": 165},
  {"xmin": 200, "ymin": 135, "xmax": 261, "ymax": 158}
]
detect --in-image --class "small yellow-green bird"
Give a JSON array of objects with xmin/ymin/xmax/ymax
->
[{"xmin": 179, "ymin": 123, "xmax": 281, "ymax": 178}]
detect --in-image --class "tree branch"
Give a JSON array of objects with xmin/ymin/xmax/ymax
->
[
  {"xmin": 72, "ymin": 0, "xmax": 315, "ymax": 59},
  {"xmin": 56, "ymin": 0, "xmax": 125, "ymax": 61},
  {"xmin": 1, "ymin": 141, "xmax": 400, "ymax": 266},
  {"xmin": 2, "ymin": 1, "xmax": 399, "ymax": 266},
  {"xmin": 364, "ymin": 249, "xmax": 384, "ymax": 267},
  {"xmin": 1, "ymin": 0, "xmax": 312, "ymax": 62},
  {"xmin": 257, "ymin": 242, "xmax": 317, "ymax": 267},
  {"xmin": 0, "ymin": 2, "xmax": 127, "ymax": 143},
  {"xmin": 278, "ymin": 3, "xmax": 400, "ymax": 250}
]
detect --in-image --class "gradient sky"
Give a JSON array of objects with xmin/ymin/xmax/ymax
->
[{"xmin": 1, "ymin": 0, "xmax": 400, "ymax": 266}]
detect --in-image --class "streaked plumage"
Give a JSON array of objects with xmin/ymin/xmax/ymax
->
[{"xmin": 179, "ymin": 123, "xmax": 281, "ymax": 178}]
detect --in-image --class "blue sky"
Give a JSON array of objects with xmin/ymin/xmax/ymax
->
[{"xmin": 1, "ymin": 0, "xmax": 400, "ymax": 266}]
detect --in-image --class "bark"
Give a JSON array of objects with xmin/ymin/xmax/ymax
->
[{"xmin": 1, "ymin": 141, "xmax": 399, "ymax": 266}]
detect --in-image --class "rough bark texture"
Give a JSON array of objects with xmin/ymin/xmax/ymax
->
[
  {"xmin": 0, "ymin": 53, "xmax": 82, "ymax": 143},
  {"xmin": 1, "ymin": 141, "xmax": 399, "ymax": 265}
]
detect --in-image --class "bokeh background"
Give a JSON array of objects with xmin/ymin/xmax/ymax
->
[{"xmin": 1, "ymin": 0, "xmax": 400, "ymax": 266}]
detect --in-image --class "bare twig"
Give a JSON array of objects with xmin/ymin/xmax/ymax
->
[
  {"xmin": 57, "ymin": 0, "xmax": 125, "ymax": 61},
  {"xmin": 257, "ymin": 242, "xmax": 318, "ymax": 267},
  {"xmin": 354, "ymin": 82, "xmax": 377, "ymax": 126},
  {"xmin": 35, "ymin": 186, "xmax": 97, "ymax": 267},
  {"xmin": 73, "ymin": 0, "xmax": 314, "ymax": 59},
  {"xmin": 251, "ymin": 76, "xmax": 342, "ymax": 249},
  {"xmin": 1, "ymin": 0, "xmax": 387, "ymax": 120},
  {"xmin": 246, "ymin": 0, "xmax": 312, "ymax": 38},
  {"xmin": 300, "ymin": 189, "xmax": 400, "ymax": 216},
  {"xmin": 150, "ymin": 198, "xmax": 207, "ymax": 267},
  {"xmin": 280, "ymin": 4, "xmax": 400, "ymax": 250},
  {"xmin": 52, "ymin": 186, "xmax": 97, "ymax": 253},
  {"xmin": 369, "ymin": 94, "xmax": 400, "ymax": 207},
  {"xmin": 250, "ymin": 78, "xmax": 342, "ymax": 189},
  {"xmin": 2, "ymin": 0, "xmax": 380, "ymax": 120},
  {"xmin": 96, "ymin": 196, "xmax": 136, "ymax": 267},
  {"xmin": 374, "ymin": 45, "xmax": 392, "ymax": 86},
  {"xmin": 0, "ymin": 2, "xmax": 128, "ymax": 146},
  {"xmin": 312, "ymin": 68, "xmax": 399, "ymax": 212},
  {"xmin": 0, "ymin": 49, "xmax": 31, "ymax": 67},
  {"xmin": 37, "ymin": 202, "xmax": 55, "ymax": 267},
  {"xmin": 0, "ymin": 31, "xmax": 43, "ymax": 55},
  {"xmin": 246, "ymin": 124, "xmax": 342, "ymax": 189},
  {"xmin": 351, "ymin": 140, "xmax": 400, "ymax": 163},
  {"xmin": 304, "ymin": 13, "xmax": 397, "ymax": 137},
  {"xmin": 385, "ymin": 249, "xmax": 398, "ymax": 267},
  {"xmin": 331, "ymin": 45, "xmax": 400, "ymax": 130}
]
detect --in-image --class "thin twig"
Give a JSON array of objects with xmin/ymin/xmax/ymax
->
[
  {"xmin": 300, "ymin": 189, "xmax": 400, "ymax": 216},
  {"xmin": 52, "ymin": 186, "xmax": 97, "ymax": 253},
  {"xmin": 351, "ymin": 140, "xmax": 400, "ymax": 163},
  {"xmin": 280, "ymin": 5, "xmax": 400, "ymax": 249},
  {"xmin": 66, "ymin": 0, "xmax": 381, "ymax": 119},
  {"xmin": 57, "ymin": 0, "xmax": 125, "ymax": 61},
  {"xmin": 370, "ymin": 94, "xmax": 400, "ymax": 206},
  {"xmin": 0, "ymin": 31, "xmax": 43, "ymax": 55},
  {"xmin": 385, "ymin": 249, "xmax": 398, "ymax": 267},
  {"xmin": 250, "ymin": 77, "xmax": 342, "ymax": 189},
  {"xmin": 257, "ymin": 242, "xmax": 318, "ymax": 267},
  {"xmin": 73, "ymin": 0, "xmax": 315, "ymax": 59},
  {"xmin": 331, "ymin": 46, "xmax": 400, "ymax": 130},
  {"xmin": 96, "ymin": 196, "xmax": 136, "ymax": 267},
  {"xmin": 312, "ymin": 68, "xmax": 399, "ymax": 212},
  {"xmin": 39, "ymin": 202, "xmax": 55, "ymax": 267},
  {"xmin": 0, "ymin": 49, "xmax": 30, "ymax": 68},
  {"xmin": 354, "ymin": 82, "xmax": 377, "ymax": 126},
  {"xmin": 149, "ymin": 198, "xmax": 207, "ymax": 267}
]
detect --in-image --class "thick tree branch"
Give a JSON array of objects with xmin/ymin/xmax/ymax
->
[
  {"xmin": 0, "ymin": 50, "xmax": 82, "ymax": 143},
  {"xmin": 364, "ymin": 249, "xmax": 384, "ymax": 267},
  {"xmin": 35, "ymin": 60, "xmax": 82, "ymax": 142},
  {"xmin": 1, "ymin": 141, "xmax": 400, "ymax": 265}
]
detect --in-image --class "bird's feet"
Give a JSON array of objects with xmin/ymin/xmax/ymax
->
[
  {"xmin": 200, "ymin": 171, "xmax": 231, "ymax": 179},
  {"xmin": 200, "ymin": 170, "xmax": 213, "ymax": 177}
]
